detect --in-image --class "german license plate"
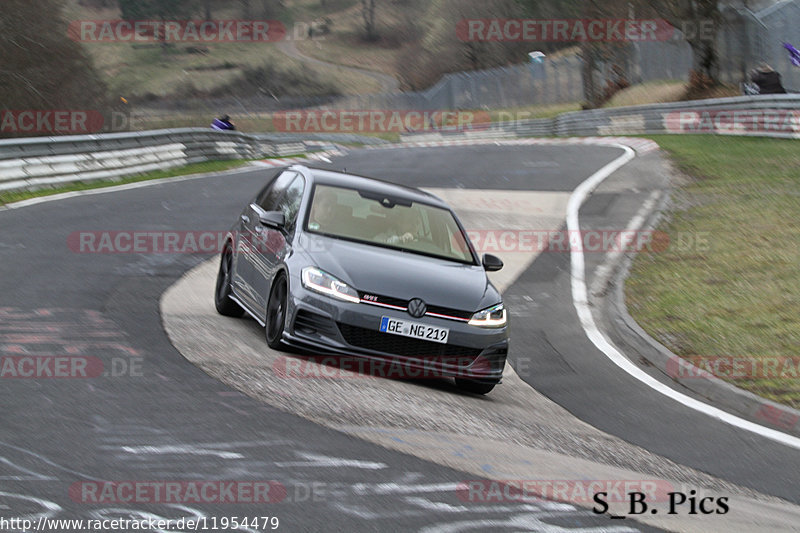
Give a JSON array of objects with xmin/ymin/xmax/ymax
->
[{"xmin": 379, "ymin": 316, "xmax": 449, "ymax": 344}]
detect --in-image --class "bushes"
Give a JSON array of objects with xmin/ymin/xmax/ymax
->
[
  {"xmin": 0, "ymin": 0, "xmax": 110, "ymax": 137},
  {"xmin": 212, "ymin": 64, "xmax": 341, "ymax": 98},
  {"xmin": 684, "ymin": 70, "xmax": 718, "ymax": 100}
]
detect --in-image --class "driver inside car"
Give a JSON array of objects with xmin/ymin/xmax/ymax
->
[{"xmin": 376, "ymin": 212, "xmax": 422, "ymax": 245}]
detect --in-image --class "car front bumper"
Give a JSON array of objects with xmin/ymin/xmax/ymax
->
[{"xmin": 282, "ymin": 282, "xmax": 509, "ymax": 384}]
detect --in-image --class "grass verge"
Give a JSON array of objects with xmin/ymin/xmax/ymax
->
[
  {"xmin": 625, "ymin": 135, "xmax": 800, "ymax": 409},
  {"xmin": 0, "ymin": 159, "xmax": 252, "ymax": 207}
]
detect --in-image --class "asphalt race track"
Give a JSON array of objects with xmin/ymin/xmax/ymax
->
[{"xmin": 2, "ymin": 143, "xmax": 799, "ymax": 532}]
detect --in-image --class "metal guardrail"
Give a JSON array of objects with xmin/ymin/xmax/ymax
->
[
  {"xmin": 2, "ymin": 95, "xmax": 796, "ymax": 194},
  {"xmin": 0, "ymin": 129, "xmax": 255, "ymax": 192},
  {"xmin": 0, "ymin": 129, "xmax": 387, "ymax": 194},
  {"xmin": 401, "ymin": 94, "xmax": 800, "ymax": 141},
  {"xmin": 501, "ymin": 94, "xmax": 800, "ymax": 139}
]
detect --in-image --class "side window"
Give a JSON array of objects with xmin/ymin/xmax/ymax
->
[
  {"xmin": 274, "ymin": 175, "xmax": 306, "ymax": 229},
  {"xmin": 256, "ymin": 171, "xmax": 297, "ymax": 211}
]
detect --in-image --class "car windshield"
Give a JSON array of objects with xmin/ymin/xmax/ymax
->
[{"xmin": 306, "ymin": 184, "xmax": 475, "ymax": 264}]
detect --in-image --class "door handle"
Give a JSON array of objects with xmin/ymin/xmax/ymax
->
[{"xmin": 241, "ymin": 215, "xmax": 250, "ymax": 224}]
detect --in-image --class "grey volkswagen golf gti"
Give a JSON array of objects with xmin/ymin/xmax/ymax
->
[{"xmin": 214, "ymin": 164, "xmax": 509, "ymax": 394}]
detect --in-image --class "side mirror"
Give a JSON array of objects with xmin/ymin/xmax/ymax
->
[
  {"xmin": 258, "ymin": 211, "xmax": 285, "ymax": 228},
  {"xmin": 482, "ymin": 254, "xmax": 504, "ymax": 272}
]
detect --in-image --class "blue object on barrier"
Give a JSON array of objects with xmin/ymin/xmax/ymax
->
[{"xmin": 783, "ymin": 42, "xmax": 800, "ymax": 67}]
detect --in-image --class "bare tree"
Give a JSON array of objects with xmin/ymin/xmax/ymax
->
[
  {"xmin": 240, "ymin": 0, "xmax": 252, "ymax": 19},
  {"xmin": 361, "ymin": 0, "xmax": 378, "ymax": 41},
  {"xmin": 396, "ymin": 0, "xmax": 528, "ymax": 90},
  {"xmin": 119, "ymin": 0, "xmax": 198, "ymax": 53},
  {"xmin": 519, "ymin": 0, "xmax": 727, "ymax": 91},
  {"xmin": 1, "ymin": 0, "xmax": 109, "ymax": 136},
  {"xmin": 646, "ymin": 0, "xmax": 722, "ymax": 83},
  {"xmin": 259, "ymin": 0, "xmax": 283, "ymax": 18},
  {"xmin": 580, "ymin": 0, "xmax": 638, "ymax": 107}
]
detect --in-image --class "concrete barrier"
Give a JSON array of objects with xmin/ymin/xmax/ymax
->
[
  {"xmin": 401, "ymin": 94, "xmax": 800, "ymax": 141},
  {"xmin": 552, "ymin": 94, "xmax": 800, "ymax": 138},
  {"xmin": 3, "ymin": 95, "xmax": 796, "ymax": 194},
  {"xmin": 0, "ymin": 129, "xmax": 250, "ymax": 193},
  {"xmin": 0, "ymin": 129, "xmax": 386, "ymax": 194}
]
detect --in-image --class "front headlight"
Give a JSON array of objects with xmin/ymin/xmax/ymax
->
[
  {"xmin": 468, "ymin": 303, "xmax": 507, "ymax": 328},
  {"xmin": 301, "ymin": 267, "xmax": 360, "ymax": 304}
]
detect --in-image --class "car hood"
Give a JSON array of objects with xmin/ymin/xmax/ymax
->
[{"xmin": 297, "ymin": 234, "xmax": 500, "ymax": 312}]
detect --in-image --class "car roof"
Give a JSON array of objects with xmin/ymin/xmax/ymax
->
[{"xmin": 290, "ymin": 165, "xmax": 447, "ymax": 208}]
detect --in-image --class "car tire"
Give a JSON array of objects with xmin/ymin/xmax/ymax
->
[
  {"xmin": 214, "ymin": 245, "xmax": 244, "ymax": 318},
  {"xmin": 265, "ymin": 273, "xmax": 288, "ymax": 349},
  {"xmin": 455, "ymin": 378, "xmax": 496, "ymax": 395}
]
